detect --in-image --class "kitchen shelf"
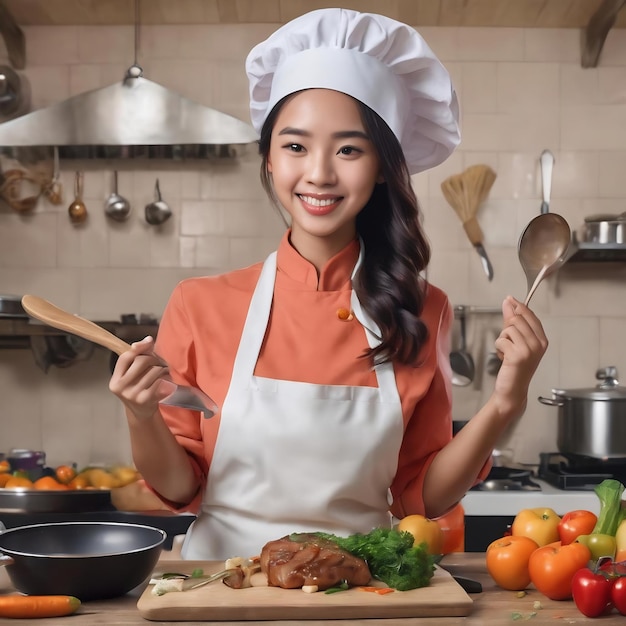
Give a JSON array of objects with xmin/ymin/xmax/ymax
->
[
  {"xmin": 0, "ymin": 318, "xmax": 158, "ymax": 349},
  {"xmin": 566, "ymin": 242, "xmax": 626, "ymax": 263}
]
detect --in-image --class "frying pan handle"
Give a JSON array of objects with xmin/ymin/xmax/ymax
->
[{"xmin": 538, "ymin": 395, "xmax": 564, "ymax": 407}]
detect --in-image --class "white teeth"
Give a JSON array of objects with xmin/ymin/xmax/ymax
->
[{"xmin": 299, "ymin": 195, "xmax": 337, "ymax": 207}]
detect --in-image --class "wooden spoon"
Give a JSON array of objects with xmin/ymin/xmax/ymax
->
[{"xmin": 21, "ymin": 295, "xmax": 218, "ymax": 418}]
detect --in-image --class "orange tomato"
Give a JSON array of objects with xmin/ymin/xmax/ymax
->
[
  {"xmin": 4, "ymin": 476, "xmax": 33, "ymax": 489},
  {"xmin": 511, "ymin": 508, "xmax": 561, "ymax": 547},
  {"xmin": 0, "ymin": 460, "xmax": 10, "ymax": 473},
  {"xmin": 32, "ymin": 476, "xmax": 68, "ymax": 491},
  {"xmin": 528, "ymin": 541, "xmax": 591, "ymax": 600},
  {"xmin": 557, "ymin": 510, "xmax": 597, "ymax": 545},
  {"xmin": 397, "ymin": 514, "xmax": 445, "ymax": 555},
  {"xmin": 486, "ymin": 535, "xmax": 539, "ymax": 590},
  {"xmin": 54, "ymin": 465, "xmax": 77, "ymax": 485}
]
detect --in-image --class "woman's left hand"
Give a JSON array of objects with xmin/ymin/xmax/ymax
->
[{"xmin": 492, "ymin": 296, "xmax": 548, "ymax": 419}]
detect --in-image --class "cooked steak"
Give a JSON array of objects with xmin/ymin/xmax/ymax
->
[{"xmin": 260, "ymin": 533, "xmax": 372, "ymax": 590}]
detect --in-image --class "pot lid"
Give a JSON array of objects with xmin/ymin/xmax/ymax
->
[{"xmin": 552, "ymin": 366, "xmax": 626, "ymax": 400}]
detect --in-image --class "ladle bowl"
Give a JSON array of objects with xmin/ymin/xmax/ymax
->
[
  {"xmin": 518, "ymin": 213, "xmax": 571, "ymax": 305},
  {"xmin": 105, "ymin": 171, "xmax": 131, "ymax": 222},
  {"xmin": 449, "ymin": 305, "xmax": 475, "ymax": 387},
  {"xmin": 144, "ymin": 178, "xmax": 172, "ymax": 225}
]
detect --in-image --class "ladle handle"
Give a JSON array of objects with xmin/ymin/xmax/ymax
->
[
  {"xmin": 21, "ymin": 295, "xmax": 131, "ymax": 356},
  {"xmin": 524, "ymin": 265, "xmax": 549, "ymax": 306},
  {"xmin": 540, "ymin": 150, "xmax": 554, "ymax": 214}
]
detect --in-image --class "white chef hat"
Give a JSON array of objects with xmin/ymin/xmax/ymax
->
[{"xmin": 245, "ymin": 8, "xmax": 460, "ymax": 175}]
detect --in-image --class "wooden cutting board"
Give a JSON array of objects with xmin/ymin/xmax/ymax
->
[{"xmin": 137, "ymin": 560, "xmax": 473, "ymax": 621}]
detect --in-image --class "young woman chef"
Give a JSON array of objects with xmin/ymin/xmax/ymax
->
[{"xmin": 109, "ymin": 8, "xmax": 548, "ymax": 559}]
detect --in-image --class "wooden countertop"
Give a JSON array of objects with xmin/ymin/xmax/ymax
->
[{"xmin": 0, "ymin": 552, "xmax": 622, "ymax": 624}]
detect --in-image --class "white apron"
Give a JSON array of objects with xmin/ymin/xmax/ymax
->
[{"xmin": 182, "ymin": 248, "xmax": 404, "ymax": 559}]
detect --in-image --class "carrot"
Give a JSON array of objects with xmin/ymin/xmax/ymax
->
[
  {"xmin": 0, "ymin": 595, "xmax": 81, "ymax": 618},
  {"xmin": 357, "ymin": 586, "xmax": 395, "ymax": 595}
]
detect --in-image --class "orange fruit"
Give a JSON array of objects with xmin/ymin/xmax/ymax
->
[
  {"xmin": 32, "ymin": 476, "xmax": 68, "ymax": 490},
  {"xmin": 397, "ymin": 514, "xmax": 445, "ymax": 555},
  {"xmin": 0, "ymin": 473, "xmax": 12, "ymax": 487},
  {"xmin": 55, "ymin": 465, "xmax": 77, "ymax": 485},
  {"xmin": 4, "ymin": 475, "xmax": 33, "ymax": 489},
  {"xmin": 0, "ymin": 460, "xmax": 10, "ymax": 473},
  {"xmin": 67, "ymin": 475, "xmax": 89, "ymax": 490}
]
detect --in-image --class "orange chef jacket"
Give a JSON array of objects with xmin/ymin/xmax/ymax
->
[{"xmin": 154, "ymin": 231, "xmax": 475, "ymax": 519}]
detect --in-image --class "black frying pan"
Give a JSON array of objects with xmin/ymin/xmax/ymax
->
[{"xmin": 0, "ymin": 521, "xmax": 165, "ymax": 600}]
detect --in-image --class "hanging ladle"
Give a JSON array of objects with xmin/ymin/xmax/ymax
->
[
  {"xmin": 67, "ymin": 171, "xmax": 87, "ymax": 224},
  {"xmin": 518, "ymin": 213, "xmax": 571, "ymax": 306},
  {"xmin": 20, "ymin": 295, "xmax": 219, "ymax": 419},
  {"xmin": 104, "ymin": 171, "xmax": 131, "ymax": 222},
  {"xmin": 144, "ymin": 179, "xmax": 172, "ymax": 225},
  {"xmin": 449, "ymin": 305, "xmax": 475, "ymax": 387}
]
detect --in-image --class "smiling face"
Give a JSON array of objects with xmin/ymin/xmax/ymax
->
[{"xmin": 266, "ymin": 89, "xmax": 382, "ymax": 261}]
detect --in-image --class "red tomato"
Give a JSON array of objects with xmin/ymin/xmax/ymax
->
[
  {"xmin": 571, "ymin": 567, "xmax": 613, "ymax": 617},
  {"xmin": 511, "ymin": 508, "xmax": 561, "ymax": 547},
  {"xmin": 485, "ymin": 535, "xmax": 539, "ymax": 590},
  {"xmin": 557, "ymin": 510, "xmax": 597, "ymax": 545},
  {"xmin": 528, "ymin": 541, "xmax": 592, "ymax": 600},
  {"xmin": 612, "ymin": 575, "xmax": 626, "ymax": 615}
]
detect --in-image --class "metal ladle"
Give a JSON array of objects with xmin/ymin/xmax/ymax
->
[
  {"xmin": 67, "ymin": 171, "xmax": 87, "ymax": 224},
  {"xmin": 144, "ymin": 178, "xmax": 172, "ymax": 225},
  {"xmin": 449, "ymin": 305, "xmax": 475, "ymax": 387},
  {"xmin": 518, "ymin": 213, "xmax": 571, "ymax": 306},
  {"xmin": 104, "ymin": 171, "xmax": 131, "ymax": 222}
]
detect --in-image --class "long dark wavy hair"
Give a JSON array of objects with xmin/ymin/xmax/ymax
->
[{"xmin": 258, "ymin": 93, "xmax": 431, "ymax": 366}]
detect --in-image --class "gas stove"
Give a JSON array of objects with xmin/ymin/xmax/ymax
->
[
  {"xmin": 462, "ymin": 462, "xmax": 602, "ymax": 517},
  {"xmin": 538, "ymin": 452, "xmax": 626, "ymax": 490}
]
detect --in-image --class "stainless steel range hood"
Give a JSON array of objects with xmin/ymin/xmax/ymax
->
[{"xmin": 0, "ymin": 65, "xmax": 259, "ymax": 160}]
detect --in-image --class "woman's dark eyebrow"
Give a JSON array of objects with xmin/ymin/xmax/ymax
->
[{"xmin": 277, "ymin": 127, "xmax": 370, "ymax": 140}]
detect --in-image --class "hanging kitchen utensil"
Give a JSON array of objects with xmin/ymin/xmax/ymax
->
[
  {"xmin": 0, "ymin": 168, "xmax": 42, "ymax": 212},
  {"xmin": 30, "ymin": 333, "xmax": 94, "ymax": 373},
  {"xmin": 441, "ymin": 164, "xmax": 496, "ymax": 281},
  {"xmin": 104, "ymin": 170, "xmax": 132, "ymax": 221},
  {"xmin": 539, "ymin": 150, "xmax": 554, "ymax": 214},
  {"xmin": 67, "ymin": 171, "xmax": 87, "ymax": 224},
  {"xmin": 20, "ymin": 295, "xmax": 218, "ymax": 418},
  {"xmin": 518, "ymin": 212, "xmax": 571, "ymax": 305},
  {"xmin": 144, "ymin": 178, "xmax": 172, "ymax": 225},
  {"xmin": 42, "ymin": 146, "xmax": 63, "ymax": 205},
  {"xmin": 0, "ymin": 65, "xmax": 23, "ymax": 119},
  {"xmin": 449, "ymin": 305, "xmax": 475, "ymax": 387}
]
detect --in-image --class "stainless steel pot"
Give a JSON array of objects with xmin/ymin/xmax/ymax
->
[
  {"xmin": 538, "ymin": 366, "xmax": 626, "ymax": 459},
  {"xmin": 579, "ymin": 213, "xmax": 626, "ymax": 245}
]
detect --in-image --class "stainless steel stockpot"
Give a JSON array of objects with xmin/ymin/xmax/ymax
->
[
  {"xmin": 579, "ymin": 213, "xmax": 626, "ymax": 245},
  {"xmin": 538, "ymin": 367, "xmax": 626, "ymax": 460}
]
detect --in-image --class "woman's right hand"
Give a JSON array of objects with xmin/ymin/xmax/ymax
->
[{"xmin": 108, "ymin": 336, "xmax": 176, "ymax": 420}]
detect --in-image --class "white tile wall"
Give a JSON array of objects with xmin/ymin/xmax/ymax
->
[{"xmin": 0, "ymin": 23, "xmax": 624, "ymax": 468}]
